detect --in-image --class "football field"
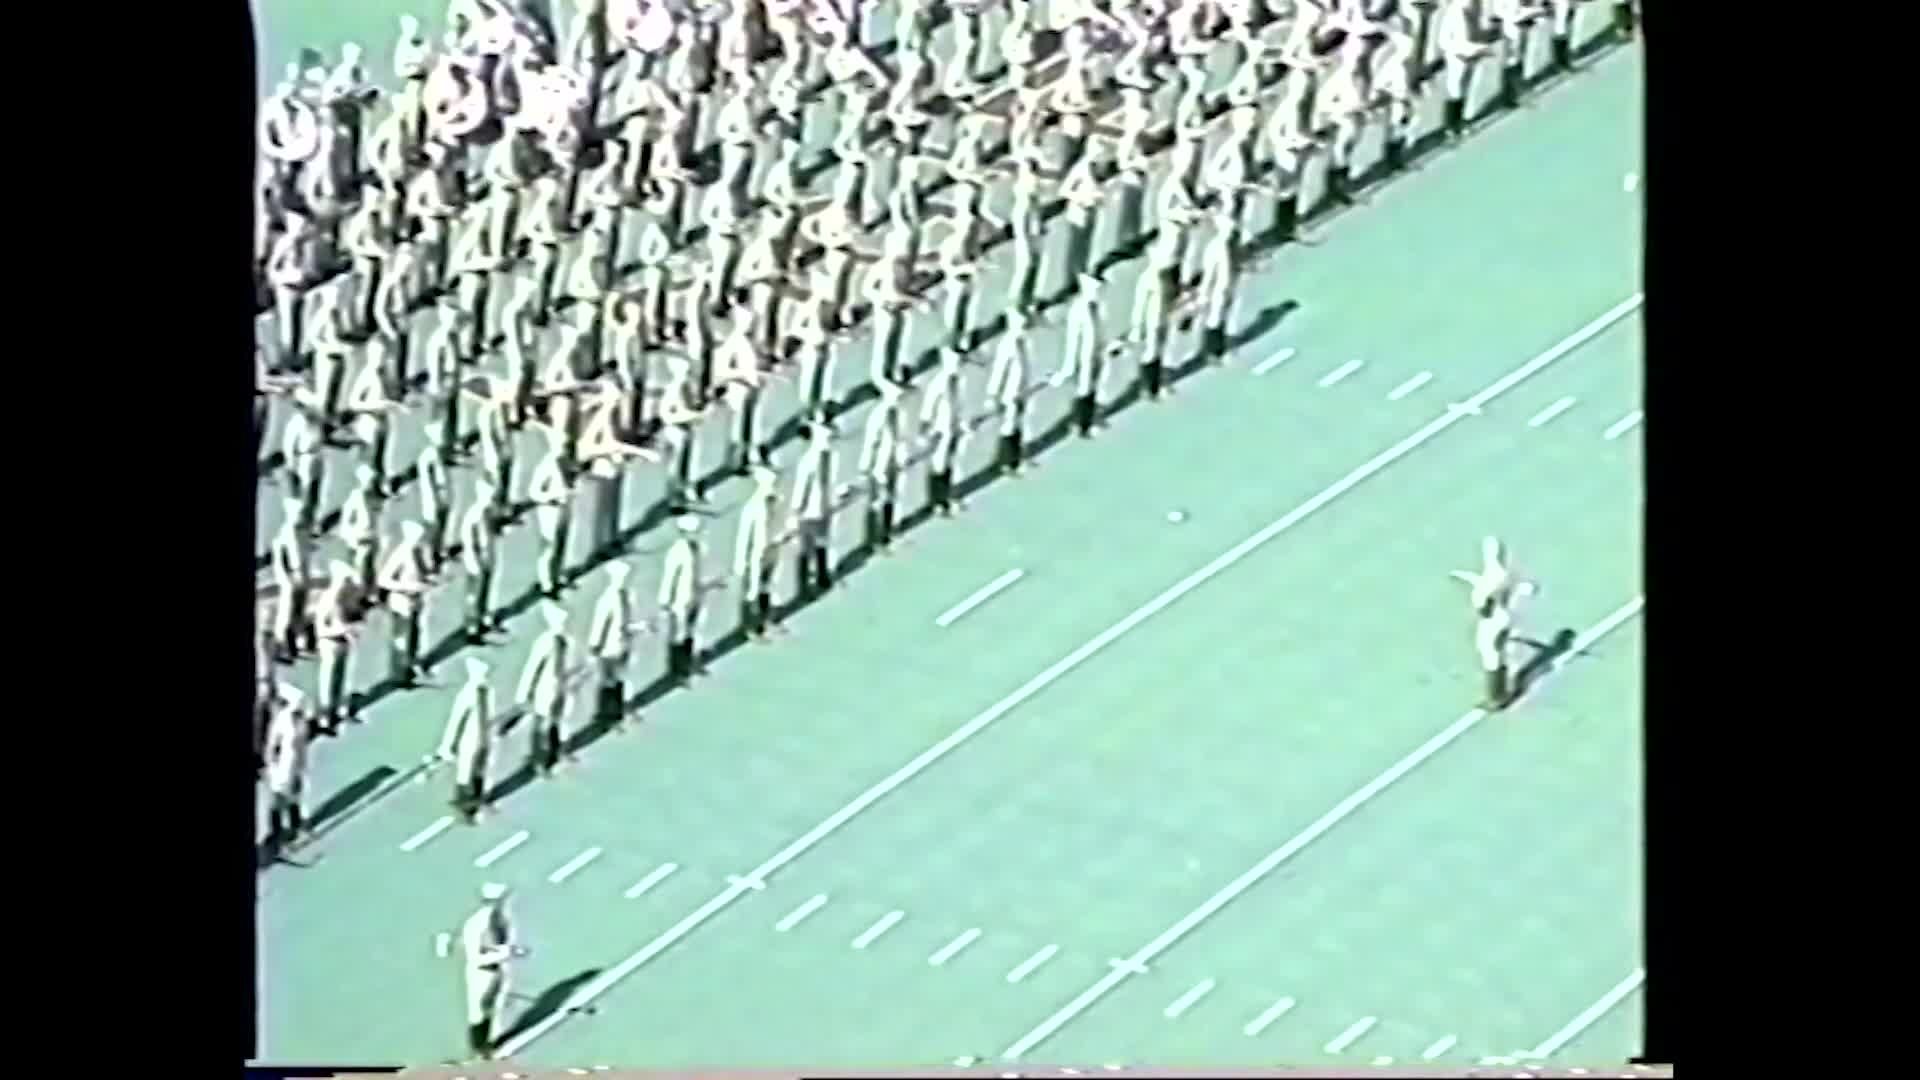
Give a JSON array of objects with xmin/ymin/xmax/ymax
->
[{"xmin": 254, "ymin": 2, "xmax": 1645, "ymax": 1067}]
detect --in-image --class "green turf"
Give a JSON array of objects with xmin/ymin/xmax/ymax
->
[{"xmin": 257, "ymin": 6, "xmax": 1645, "ymax": 1067}]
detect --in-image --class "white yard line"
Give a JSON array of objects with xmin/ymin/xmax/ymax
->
[
  {"xmin": 1162, "ymin": 979, "xmax": 1216, "ymax": 1019},
  {"xmin": 399, "ymin": 816, "xmax": 455, "ymax": 852},
  {"xmin": 935, "ymin": 569, "xmax": 1026, "ymax": 627},
  {"xmin": 1604, "ymin": 410, "xmax": 1644, "ymax": 440},
  {"xmin": 1528, "ymin": 396, "xmax": 1577, "ymax": 428},
  {"xmin": 852, "ymin": 910, "xmax": 905, "ymax": 949},
  {"xmin": 1421, "ymin": 1034, "xmax": 1459, "ymax": 1060},
  {"xmin": 1527, "ymin": 968, "xmax": 1647, "ymax": 1059},
  {"xmin": 930, "ymin": 929, "xmax": 983, "ymax": 966},
  {"xmin": 547, "ymin": 847, "xmax": 603, "ymax": 884},
  {"xmin": 1325, "ymin": 1016, "xmax": 1378, "ymax": 1054},
  {"xmin": 1006, "ymin": 945, "xmax": 1060, "ymax": 984},
  {"xmin": 774, "ymin": 893, "xmax": 828, "ymax": 932},
  {"xmin": 494, "ymin": 295, "xmax": 1645, "ymax": 1059},
  {"xmin": 1251, "ymin": 348, "xmax": 1296, "ymax": 376},
  {"xmin": 1387, "ymin": 371, "xmax": 1433, "ymax": 400},
  {"xmin": 1001, "ymin": 593, "xmax": 1647, "ymax": 1060},
  {"xmin": 622, "ymin": 863, "xmax": 678, "ymax": 899},
  {"xmin": 1242, "ymin": 997, "xmax": 1296, "ymax": 1037},
  {"xmin": 1317, "ymin": 360, "xmax": 1363, "ymax": 388},
  {"xmin": 473, "ymin": 830, "xmax": 530, "ymax": 869}
]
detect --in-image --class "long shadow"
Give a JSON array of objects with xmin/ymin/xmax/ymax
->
[
  {"xmin": 311, "ymin": 764, "xmax": 400, "ymax": 829},
  {"xmin": 1513, "ymin": 627, "xmax": 1582, "ymax": 700},
  {"xmin": 496, "ymin": 968, "xmax": 605, "ymax": 1043},
  {"xmin": 255, "ymin": 763, "xmax": 399, "ymax": 870}
]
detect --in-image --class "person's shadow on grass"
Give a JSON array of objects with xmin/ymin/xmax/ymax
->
[
  {"xmin": 496, "ymin": 967, "xmax": 604, "ymax": 1046},
  {"xmin": 1512, "ymin": 628, "xmax": 1582, "ymax": 701}
]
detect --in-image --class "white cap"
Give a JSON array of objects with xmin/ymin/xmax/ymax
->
[
  {"xmin": 330, "ymin": 559, "xmax": 355, "ymax": 580},
  {"xmin": 401, "ymin": 520, "xmax": 425, "ymax": 539},
  {"xmin": 480, "ymin": 881, "xmax": 509, "ymax": 901},
  {"xmin": 542, "ymin": 601, "xmax": 568, "ymax": 629},
  {"xmin": 607, "ymin": 561, "xmax": 632, "ymax": 581},
  {"xmin": 356, "ymin": 463, "xmax": 377, "ymax": 483},
  {"xmin": 466, "ymin": 657, "xmax": 491, "ymax": 679},
  {"xmin": 751, "ymin": 464, "xmax": 777, "ymax": 488},
  {"xmin": 676, "ymin": 514, "xmax": 700, "ymax": 533}
]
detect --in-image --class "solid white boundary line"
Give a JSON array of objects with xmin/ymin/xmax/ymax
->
[
  {"xmin": 1421, "ymin": 1034, "xmax": 1459, "ymax": 1060},
  {"xmin": 1006, "ymin": 945, "xmax": 1060, "ymax": 984},
  {"xmin": 1162, "ymin": 979, "xmax": 1215, "ymax": 1019},
  {"xmin": 1000, "ymin": 593, "xmax": 1646, "ymax": 1060},
  {"xmin": 1325, "ymin": 1016, "xmax": 1378, "ymax": 1054},
  {"xmin": 1387, "ymin": 371, "xmax": 1433, "ymax": 400},
  {"xmin": 1318, "ymin": 360, "xmax": 1363, "ymax": 388},
  {"xmin": 1243, "ymin": 997, "xmax": 1296, "ymax": 1037},
  {"xmin": 935, "ymin": 569, "xmax": 1026, "ymax": 627},
  {"xmin": 400, "ymin": 816, "xmax": 455, "ymax": 852},
  {"xmin": 474, "ymin": 830, "xmax": 530, "ymax": 869},
  {"xmin": 1528, "ymin": 396, "xmax": 1578, "ymax": 428},
  {"xmin": 1604, "ymin": 410, "xmax": 1644, "ymax": 441},
  {"xmin": 774, "ymin": 893, "xmax": 828, "ymax": 932},
  {"xmin": 930, "ymin": 929, "xmax": 983, "ymax": 966},
  {"xmin": 494, "ymin": 295, "xmax": 1645, "ymax": 1059},
  {"xmin": 1527, "ymin": 968, "xmax": 1647, "ymax": 1059},
  {"xmin": 622, "ymin": 863, "xmax": 678, "ymax": 899},
  {"xmin": 1251, "ymin": 348, "xmax": 1296, "ymax": 376},
  {"xmin": 852, "ymin": 910, "xmax": 905, "ymax": 949},
  {"xmin": 547, "ymin": 847, "xmax": 603, "ymax": 884}
]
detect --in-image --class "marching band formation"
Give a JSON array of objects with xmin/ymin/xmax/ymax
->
[{"xmin": 254, "ymin": 0, "xmax": 1638, "ymax": 859}]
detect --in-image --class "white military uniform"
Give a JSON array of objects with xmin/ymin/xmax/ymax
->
[
  {"xmin": 1056, "ymin": 277, "xmax": 1109, "ymax": 435},
  {"xmin": 588, "ymin": 563, "xmax": 636, "ymax": 722},
  {"xmin": 734, "ymin": 468, "xmax": 780, "ymax": 636},
  {"xmin": 517, "ymin": 604, "xmax": 574, "ymax": 772},
  {"xmin": 269, "ymin": 502, "xmax": 312, "ymax": 653},
  {"xmin": 920, "ymin": 350, "xmax": 967, "ymax": 512},
  {"xmin": 459, "ymin": 884, "xmax": 518, "ymax": 1057},
  {"xmin": 312, "ymin": 559, "xmax": 357, "ymax": 726},
  {"xmin": 659, "ymin": 517, "xmax": 705, "ymax": 676},
  {"xmin": 858, "ymin": 384, "xmax": 906, "ymax": 550},
  {"xmin": 262, "ymin": 686, "xmax": 310, "ymax": 847},
  {"xmin": 438, "ymin": 658, "xmax": 495, "ymax": 818},
  {"xmin": 529, "ymin": 445, "xmax": 575, "ymax": 595},
  {"xmin": 1475, "ymin": 594, "xmax": 1514, "ymax": 706},
  {"xmin": 987, "ymin": 317, "xmax": 1032, "ymax": 471},
  {"xmin": 789, "ymin": 427, "xmax": 835, "ymax": 597}
]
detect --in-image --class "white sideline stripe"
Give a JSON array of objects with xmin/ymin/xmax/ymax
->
[
  {"xmin": 622, "ymin": 863, "xmax": 678, "ymax": 899},
  {"xmin": 1421, "ymin": 1035, "xmax": 1459, "ymax": 1060},
  {"xmin": 1325, "ymin": 1017, "xmax": 1378, "ymax": 1054},
  {"xmin": 1388, "ymin": 371, "xmax": 1433, "ymax": 400},
  {"xmin": 1162, "ymin": 979, "xmax": 1215, "ymax": 1019},
  {"xmin": 1000, "ymin": 592, "xmax": 1647, "ymax": 1060},
  {"xmin": 547, "ymin": 847, "xmax": 603, "ymax": 884},
  {"xmin": 1604, "ymin": 410, "xmax": 1644, "ymax": 440},
  {"xmin": 473, "ymin": 830, "xmax": 530, "ymax": 869},
  {"xmin": 1527, "ymin": 968, "xmax": 1647, "ymax": 1059},
  {"xmin": 1318, "ymin": 359, "xmax": 1363, "ymax": 387},
  {"xmin": 775, "ymin": 893, "xmax": 828, "ymax": 932},
  {"xmin": 1243, "ymin": 997, "xmax": 1296, "ymax": 1037},
  {"xmin": 930, "ymin": 929, "xmax": 983, "ymax": 966},
  {"xmin": 852, "ymin": 910, "xmax": 905, "ymax": 949},
  {"xmin": 1252, "ymin": 348, "xmax": 1296, "ymax": 375},
  {"xmin": 494, "ymin": 295, "xmax": 1646, "ymax": 1058},
  {"xmin": 1528, "ymin": 396, "xmax": 1577, "ymax": 428},
  {"xmin": 400, "ymin": 816, "xmax": 455, "ymax": 852},
  {"xmin": 935, "ymin": 569, "xmax": 1025, "ymax": 627},
  {"xmin": 1007, "ymin": 945, "xmax": 1060, "ymax": 984}
]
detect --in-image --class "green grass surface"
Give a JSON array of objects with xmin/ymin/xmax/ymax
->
[{"xmin": 256, "ymin": 4, "xmax": 1645, "ymax": 1068}]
